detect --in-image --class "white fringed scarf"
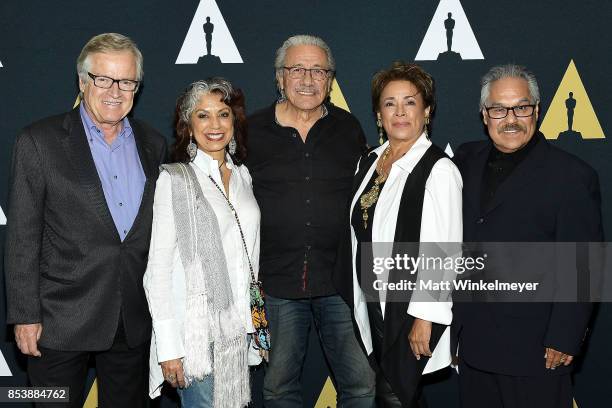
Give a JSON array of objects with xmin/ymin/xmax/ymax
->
[{"xmin": 162, "ymin": 163, "xmax": 249, "ymax": 408}]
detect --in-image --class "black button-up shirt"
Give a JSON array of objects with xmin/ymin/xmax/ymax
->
[
  {"xmin": 247, "ymin": 102, "xmax": 367, "ymax": 299},
  {"xmin": 481, "ymin": 133, "xmax": 540, "ymax": 209}
]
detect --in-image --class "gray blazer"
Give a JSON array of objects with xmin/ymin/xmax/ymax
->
[{"xmin": 4, "ymin": 108, "xmax": 167, "ymax": 350}]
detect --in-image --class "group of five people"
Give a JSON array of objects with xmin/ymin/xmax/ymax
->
[{"xmin": 4, "ymin": 32, "xmax": 602, "ymax": 408}]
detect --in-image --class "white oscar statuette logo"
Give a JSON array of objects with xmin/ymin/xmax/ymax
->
[
  {"xmin": 176, "ymin": 0, "xmax": 243, "ymax": 64},
  {"xmin": 415, "ymin": 0, "xmax": 484, "ymax": 61}
]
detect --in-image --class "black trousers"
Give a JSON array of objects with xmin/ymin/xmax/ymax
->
[
  {"xmin": 375, "ymin": 373, "xmax": 427, "ymax": 408},
  {"xmin": 368, "ymin": 301, "xmax": 427, "ymax": 408},
  {"xmin": 27, "ymin": 321, "xmax": 149, "ymax": 408},
  {"xmin": 458, "ymin": 360, "xmax": 573, "ymax": 408}
]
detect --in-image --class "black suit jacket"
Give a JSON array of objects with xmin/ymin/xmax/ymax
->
[
  {"xmin": 4, "ymin": 108, "xmax": 167, "ymax": 350},
  {"xmin": 453, "ymin": 133, "xmax": 603, "ymax": 376}
]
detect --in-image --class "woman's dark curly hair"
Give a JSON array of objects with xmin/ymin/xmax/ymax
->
[{"xmin": 172, "ymin": 77, "xmax": 248, "ymax": 164}]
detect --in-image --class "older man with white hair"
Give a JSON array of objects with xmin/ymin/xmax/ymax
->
[
  {"xmin": 247, "ymin": 35, "xmax": 376, "ymax": 407},
  {"xmin": 453, "ymin": 64, "xmax": 602, "ymax": 408},
  {"xmin": 5, "ymin": 33, "xmax": 166, "ymax": 407}
]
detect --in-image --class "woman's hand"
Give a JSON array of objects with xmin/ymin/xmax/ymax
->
[
  {"xmin": 160, "ymin": 358, "xmax": 186, "ymax": 388},
  {"xmin": 259, "ymin": 349, "xmax": 269, "ymax": 363},
  {"xmin": 408, "ymin": 318, "xmax": 432, "ymax": 361}
]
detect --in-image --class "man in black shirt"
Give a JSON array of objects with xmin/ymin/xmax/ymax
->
[
  {"xmin": 453, "ymin": 64, "xmax": 603, "ymax": 408},
  {"xmin": 247, "ymin": 34, "xmax": 375, "ymax": 407}
]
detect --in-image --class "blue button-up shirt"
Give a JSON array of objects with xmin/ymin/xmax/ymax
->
[{"xmin": 79, "ymin": 103, "xmax": 145, "ymax": 241}]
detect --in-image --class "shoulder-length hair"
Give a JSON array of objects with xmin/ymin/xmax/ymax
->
[{"xmin": 172, "ymin": 77, "xmax": 247, "ymax": 164}]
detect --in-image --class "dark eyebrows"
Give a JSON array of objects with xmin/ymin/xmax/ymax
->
[
  {"xmin": 194, "ymin": 107, "xmax": 231, "ymax": 114},
  {"xmin": 382, "ymin": 91, "xmax": 420, "ymax": 103}
]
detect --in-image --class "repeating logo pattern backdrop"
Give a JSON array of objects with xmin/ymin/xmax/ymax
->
[{"xmin": 0, "ymin": 0, "xmax": 610, "ymax": 406}]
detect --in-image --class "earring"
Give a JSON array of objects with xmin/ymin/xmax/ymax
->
[
  {"xmin": 377, "ymin": 119, "xmax": 385, "ymax": 145},
  {"xmin": 228, "ymin": 138, "xmax": 237, "ymax": 155},
  {"xmin": 277, "ymin": 88, "xmax": 286, "ymax": 103},
  {"xmin": 425, "ymin": 116, "xmax": 430, "ymax": 125},
  {"xmin": 187, "ymin": 134, "xmax": 197, "ymax": 161}
]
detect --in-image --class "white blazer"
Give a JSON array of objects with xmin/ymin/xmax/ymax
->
[{"xmin": 349, "ymin": 133, "xmax": 463, "ymax": 374}]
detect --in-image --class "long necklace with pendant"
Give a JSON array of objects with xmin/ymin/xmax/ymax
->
[{"xmin": 359, "ymin": 146, "xmax": 391, "ymax": 229}]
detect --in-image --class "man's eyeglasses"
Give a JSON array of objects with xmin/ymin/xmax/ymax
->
[
  {"xmin": 283, "ymin": 66, "xmax": 334, "ymax": 81},
  {"xmin": 485, "ymin": 104, "xmax": 536, "ymax": 119},
  {"xmin": 87, "ymin": 72, "xmax": 139, "ymax": 92}
]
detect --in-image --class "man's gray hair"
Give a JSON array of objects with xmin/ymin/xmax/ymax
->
[
  {"xmin": 177, "ymin": 78, "xmax": 234, "ymax": 125},
  {"xmin": 77, "ymin": 33, "xmax": 144, "ymax": 83},
  {"xmin": 274, "ymin": 34, "xmax": 336, "ymax": 72},
  {"xmin": 479, "ymin": 64, "xmax": 540, "ymax": 109}
]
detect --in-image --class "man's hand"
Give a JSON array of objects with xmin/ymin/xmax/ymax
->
[
  {"xmin": 408, "ymin": 318, "xmax": 433, "ymax": 361},
  {"xmin": 160, "ymin": 358, "xmax": 186, "ymax": 388},
  {"xmin": 15, "ymin": 324, "xmax": 42, "ymax": 357},
  {"xmin": 544, "ymin": 347, "xmax": 573, "ymax": 369}
]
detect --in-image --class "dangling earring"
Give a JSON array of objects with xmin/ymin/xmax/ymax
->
[
  {"xmin": 277, "ymin": 88, "xmax": 286, "ymax": 103},
  {"xmin": 187, "ymin": 133, "xmax": 197, "ymax": 161},
  {"xmin": 228, "ymin": 138, "xmax": 237, "ymax": 155},
  {"xmin": 424, "ymin": 116, "xmax": 430, "ymax": 137},
  {"xmin": 377, "ymin": 119, "xmax": 385, "ymax": 145}
]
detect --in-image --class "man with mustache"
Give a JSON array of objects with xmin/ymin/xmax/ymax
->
[
  {"xmin": 246, "ymin": 35, "xmax": 375, "ymax": 407},
  {"xmin": 452, "ymin": 64, "xmax": 603, "ymax": 407}
]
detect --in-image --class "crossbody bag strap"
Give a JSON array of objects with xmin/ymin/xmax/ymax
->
[{"xmin": 207, "ymin": 175, "xmax": 257, "ymax": 283}]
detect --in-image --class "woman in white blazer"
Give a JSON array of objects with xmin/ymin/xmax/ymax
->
[
  {"xmin": 348, "ymin": 62, "xmax": 462, "ymax": 407},
  {"xmin": 144, "ymin": 78, "xmax": 262, "ymax": 407}
]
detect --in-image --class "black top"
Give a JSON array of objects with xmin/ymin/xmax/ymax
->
[
  {"xmin": 481, "ymin": 134, "xmax": 539, "ymax": 209},
  {"xmin": 351, "ymin": 170, "xmax": 386, "ymax": 361},
  {"xmin": 351, "ymin": 170, "xmax": 385, "ymax": 302},
  {"xmin": 246, "ymin": 102, "xmax": 367, "ymax": 299}
]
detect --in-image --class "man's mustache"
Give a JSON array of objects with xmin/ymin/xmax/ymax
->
[{"xmin": 498, "ymin": 123, "xmax": 526, "ymax": 133}]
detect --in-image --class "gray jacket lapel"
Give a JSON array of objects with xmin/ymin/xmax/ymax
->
[{"xmin": 60, "ymin": 109, "xmax": 119, "ymax": 241}]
